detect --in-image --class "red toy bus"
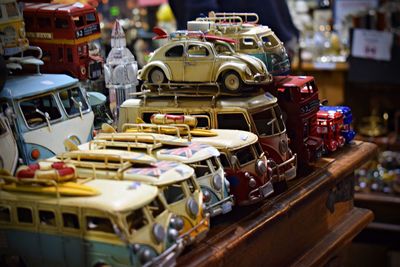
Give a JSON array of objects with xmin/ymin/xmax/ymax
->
[
  {"xmin": 267, "ymin": 76, "xmax": 323, "ymax": 174},
  {"xmin": 23, "ymin": 2, "xmax": 103, "ymax": 80},
  {"xmin": 316, "ymin": 109, "xmax": 345, "ymax": 153}
]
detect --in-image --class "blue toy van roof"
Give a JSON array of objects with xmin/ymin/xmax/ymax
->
[
  {"xmin": 0, "ymin": 74, "xmax": 78, "ymax": 100},
  {"xmin": 320, "ymin": 106, "xmax": 351, "ymax": 115}
]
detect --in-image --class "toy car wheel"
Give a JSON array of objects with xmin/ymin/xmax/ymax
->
[
  {"xmin": 222, "ymin": 71, "xmax": 243, "ymax": 92},
  {"xmin": 149, "ymin": 68, "xmax": 167, "ymax": 85}
]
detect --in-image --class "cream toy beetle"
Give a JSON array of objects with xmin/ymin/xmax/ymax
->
[{"xmin": 0, "ymin": 175, "xmax": 186, "ymax": 267}]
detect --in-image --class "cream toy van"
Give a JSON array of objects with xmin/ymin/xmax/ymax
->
[
  {"xmin": 55, "ymin": 149, "xmax": 209, "ymax": 244},
  {"xmin": 93, "ymin": 123, "xmax": 233, "ymax": 217},
  {"xmin": 0, "ymin": 178, "xmax": 185, "ymax": 267}
]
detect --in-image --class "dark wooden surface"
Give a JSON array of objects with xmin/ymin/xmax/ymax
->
[{"xmin": 178, "ymin": 141, "xmax": 377, "ymax": 267}]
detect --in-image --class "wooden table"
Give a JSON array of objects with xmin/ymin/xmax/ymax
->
[{"xmin": 178, "ymin": 141, "xmax": 377, "ymax": 267}]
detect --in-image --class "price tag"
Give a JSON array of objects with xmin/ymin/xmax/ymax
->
[{"xmin": 351, "ymin": 29, "xmax": 393, "ymax": 61}]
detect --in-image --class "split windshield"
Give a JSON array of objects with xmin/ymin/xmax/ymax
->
[
  {"xmin": 20, "ymin": 94, "xmax": 62, "ymax": 128},
  {"xmin": 252, "ymin": 106, "xmax": 285, "ymax": 136}
]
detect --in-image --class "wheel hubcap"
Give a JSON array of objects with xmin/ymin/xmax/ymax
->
[
  {"xmin": 225, "ymin": 74, "xmax": 239, "ymax": 90},
  {"xmin": 151, "ymin": 70, "xmax": 163, "ymax": 84}
]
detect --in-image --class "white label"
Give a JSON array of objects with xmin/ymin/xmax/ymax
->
[{"xmin": 351, "ymin": 29, "xmax": 393, "ymax": 61}]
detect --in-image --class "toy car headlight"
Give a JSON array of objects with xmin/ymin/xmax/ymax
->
[
  {"xmin": 170, "ymin": 215, "xmax": 184, "ymax": 231},
  {"xmin": 203, "ymin": 189, "xmax": 212, "ymax": 203},
  {"xmin": 256, "ymin": 159, "xmax": 268, "ymax": 176},
  {"xmin": 168, "ymin": 228, "xmax": 179, "ymax": 242},
  {"xmin": 212, "ymin": 173, "xmax": 222, "ymax": 190},
  {"xmin": 186, "ymin": 197, "xmax": 199, "ymax": 218},
  {"xmin": 152, "ymin": 223, "xmax": 165, "ymax": 244},
  {"xmin": 139, "ymin": 248, "xmax": 155, "ymax": 264}
]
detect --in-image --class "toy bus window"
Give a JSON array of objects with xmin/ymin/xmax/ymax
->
[
  {"xmin": 274, "ymin": 106, "xmax": 285, "ymax": 131},
  {"xmin": 127, "ymin": 209, "xmax": 147, "ymax": 233},
  {"xmin": 63, "ymin": 213, "xmax": 80, "ymax": 229},
  {"xmin": 55, "ymin": 18, "xmax": 69, "ymax": 29},
  {"xmin": 148, "ymin": 196, "xmax": 166, "ymax": 218},
  {"xmin": 240, "ymin": 38, "xmax": 257, "ymax": 49},
  {"xmin": 73, "ymin": 16, "xmax": 84, "ymax": 27},
  {"xmin": 260, "ymin": 34, "xmax": 278, "ymax": 47},
  {"xmin": 193, "ymin": 160, "xmax": 210, "ymax": 178},
  {"xmin": 187, "ymin": 45, "xmax": 209, "ymax": 57},
  {"xmin": 219, "ymin": 153, "xmax": 230, "ymax": 168},
  {"xmin": 5, "ymin": 2, "xmax": 18, "ymax": 18},
  {"xmin": 217, "ymin": 113, "xmax": 249, "ymax": 131},
  {"xmin": 254, "ymin": 143, "xmax": 263, "ymax": 157},
  {"xmin": 17, "ymin": 207, "xmax": 33, "ymax": 224},
  {"xmin": 190, "ymin": 113, "xmax": 211, "ymax": 128},
  {"xmin": 209, "ymin": 157, "xmax": 219, "ymax": 171},
  {"xmin": 86, "ymin": 216, "xmax": 114, "ymax": 233},
  {"xmin": 58, "ymin": 48, "xmax": 64, "ymax": 63},
  {"xmin": 165, "ymin": 45, "xmax": 183, "ymax": 57},
  {"xmin": 24, "ymin": 16, "xmax": 34, "ymax": 31},
  {"xmin": 42, "ymin": 50, "xmax": 51, "ymax": 62},
  {"xmin": 59, "ymin": 87, "xmax": 89, "ymax": 116},
  {"xmin": 86, "ymin": 13, "xmax": 96, "ymax": 24},
  {"xmin": 187, "ymin": 176, "xmax": 198, "ymax": 194},
  {"xmin": 252, "ymin": 109, "xmax": 279, "ymax": 136},
  {"xmin": 0, "ymin": 206, "xmax": 11, "ymax": 222},
  {"xmin": 20, "ymin": 95, "xmax": 62, "ymax": 128},
  {"xmin": 164, "ymin": 182, "xmax": 185, "ymax": 204},
  {"xmin": 67, "ymin": 48, "xmax": 73, "ymax": 62},
  {"xmin": 235, "ymin": 147, "xmax": 255, "ymax": 165},
  {"xmin": 39, "ymin": 210, "xmax": 56, "ymax": 227},
  {"xmin": 38, "ymin": 17, "xmax": 51, "ymax": 29}
]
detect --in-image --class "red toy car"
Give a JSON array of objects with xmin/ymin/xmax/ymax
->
[{"xmin": 316, "ymin": 109, "xmax": 345, "ymax": 153}]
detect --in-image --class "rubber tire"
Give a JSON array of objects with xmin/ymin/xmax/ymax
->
[
  {"xmin": 221, "ymin": 71, "xmax": 243, "ymax": 92},
  {"xmin": 148, "ymin": 68, "xmax": 167, "ymax": 85}
]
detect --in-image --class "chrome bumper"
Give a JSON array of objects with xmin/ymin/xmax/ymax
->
[
  {"xmin": 206, "ymin": 195, "xmax": 234, "ymax": 217},
  {"xmin": 246, "ymin": 180, "xmax": 274, "ymax": 204},
  {"xmin": 272, "ymin": 153, "xmax": 297, "ymax": 181},
  {"xmin": 144, "ymin": 238, "xmax": 185, "ymax": 267},
  {"xmin": 244, "ymin": 73, "xmax": 272, "ymax": 84}
]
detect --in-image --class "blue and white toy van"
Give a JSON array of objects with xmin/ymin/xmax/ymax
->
[
  {"xmin": 0, "ymin": 74, "xmax": 94, "ymax": 164},
  {"xmin": 320, "ymin": 105, "xmax": 356, "ymax": 143}
]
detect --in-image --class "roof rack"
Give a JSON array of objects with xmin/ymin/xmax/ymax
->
[
  {"xmin": 122, "ymin": 123, "xmax": 193, "ymax": 141},
  {"xmin": 213, "ymin": 12, "xmax": 259, "ymax": 24},
  {"xmin": 90, "ymin": 136, "xmax": 163, "ymax": 154},
  {"xmin": 169, "ymin": 30, "xmax": 206, "ymax": 41}
]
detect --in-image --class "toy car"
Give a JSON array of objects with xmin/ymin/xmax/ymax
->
[
  {"xmin": 188, "ymin": 12, "xmax": 290, "ymax": 75},
  {"xmin": 55, "ymin": 149, "xmax": 209, "ymax": 245},
  {"xmin": 0, "ymin": 177, "xmax": 185, "ymax": 267},
  {"xmin": 138, "ymin": 30, "xmax": 271, "ymax": 92},
  {"xmin": 267, "ymin": 76, "xmax": 323, "ymax": 173},
  {"xmin": 316, "ymin": 109, "xmax": 345, "ymax": 152},
  {"xmin": 0, "ymin": 74, "xmax": 94, "ymax": 164},
  {"xmin": 319, "ymin": 105, "xmax": 356, "ymax": 143}
]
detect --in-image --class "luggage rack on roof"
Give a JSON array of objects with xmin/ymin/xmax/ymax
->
[
  {"xmin": 122, "ymin": 123, "xmax": 193, "ymax": 141},
  {"xmin": 90, "ymin": 136, "xmax": 163, "ymax": 154},
  {"xmin": 213, "ymin": 12, "xmax": 259, "ymax": 24},
  {"xmin": 169, "ymin": 30, "xmax": 206, "ymax": 41}
]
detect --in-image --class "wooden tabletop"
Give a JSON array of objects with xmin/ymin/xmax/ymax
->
[{"xmin": 178, "ymin": 141, "xmax": 377, "ymax": 267}]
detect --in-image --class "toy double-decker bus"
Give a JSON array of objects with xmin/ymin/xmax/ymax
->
[
  {"xmin": 23, "ymin": 2, "xmax": 103, "ymax": 80},
  {"xmin": 316, "ymin": 109, "xmax": 345, "ymax": 153},
  {"xmin": 268, "ymin": 76, "xmax": 323, "ymax": 173}
]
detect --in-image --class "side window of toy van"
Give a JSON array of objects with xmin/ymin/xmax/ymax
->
[
  {"xmin": 20, "ymin": 94, "xmax": 62, "ymax": 128},
  {"xmin": 217, "ymin": 113, "xmax": 250, "ymax": 131},
  {"xmin": 127, "ymin": 208, "xmax": 148, "ymax": 234},
  {"xmin": 86, "ymin": 215, "xmax": 114, "ymax": 234},
  {"xmin": 58, "ymin": 87, "xmax": 89, "ymax": 117},
  {"xmin": 163, "ymin": 182, "xmax": 185, "ymax": 204},
  {"xmin": 142, "ymin": 112, "xmax": 157, "ymax": 123},
  {"xmin": 219, "ymin": 153, "xmax": 231, "ymax": 168},
  {"xmin": 240, "ymin": 37, "xmax": 258, "ymax": 49},
  {"xmin": 0, "ymin": 205, "xmax": 11, "ymax": 223},
  {"xmin": 189, "ymin": 113, "xmax": 211, "ymax": 128}
]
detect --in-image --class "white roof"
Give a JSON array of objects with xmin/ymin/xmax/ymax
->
[
  {"xmin": 156, "ymin": 143, "xmax": 219, "ymax": 164},
  {"xmin": 0, "ymin": 179, "xmax": 158, "ymax": 213},
  {"xmin": 191, "ymin": 129, "xmax": 258, "ymax": 150}
]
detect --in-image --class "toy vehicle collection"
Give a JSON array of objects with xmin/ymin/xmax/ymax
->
[
  {"xmin": 188, "ymin": 12, "xmax": 290, "ymax": 75},
  {"xmin": 94, "ymin": 122, "xmax": 234, "ymax": 217},
  {"xmin": 23, "ymin": 2, "xmax": 103, "ymax": 81},
  {"xmin": 138, "ymin": 30, "xmax": 272, "ymax": 93},
  {"xmin": 267, "ymin": 75, "xmax": 323, "ymax": 173}
]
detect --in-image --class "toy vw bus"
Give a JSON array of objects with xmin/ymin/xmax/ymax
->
[
  {"xmin": 119, "ymin": 92, "xmax": 297, "ymax": 182},
  {"xmin": 56, "ymin": 149, "xmax": 209, "ymax": 244},
  {"xmin": 0, "ymin": 74, "xmax": 94, "ymax": 164},
  {"xmin": 0, "ymin": 0, "xmax": 29, "ymax": 56},
  {"xmin": 93, "ymin": 125, "xmax": 233, "ymax": 217},
  {"xmin": 188, "ymin": 12, "xmax": 290, "ymax": 75},
  {"xmin": 191, "ymin": 129, "xmax": 274, "ymax": 205},
  {"xmin": 316, "ymin": 109, "xmax": 345, "ymax": 153},
  {"xmin": 0, "ymin": 179, "xmax": 185, "ymax": 267},
  {"xmin": 320, "ymin": 105, "xmax": 356, "ymax": 143}
]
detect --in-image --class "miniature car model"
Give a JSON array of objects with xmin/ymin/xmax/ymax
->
[
  {"xmin": 0, "ymin": 74, "xmax": 94, "ymax": 164},
  {"xmin": 188, "ymin": 12, "xmax": 290, "ymax": 75},
  {"xmin": 119, "ymin": 92, "xmax": 297, "ymax": 184},
  {"xmin": 320, "ymin": 105, "xmax": 356, "ymax": 143},
  {"xmin": 316, "ymin": 109, "xmax": 345, "ymax": 153},
  {"xmin": 23, "ymin": 2, "xmax": 103, "ymax": 80},
  {"xmin": 56, "ymin": 149, "xmax": 209, "ymax": 244},
  {"xmin": 191, "ymin": 129, "xmax": 274, "ymax": 205},
  {"xmin": 138, "ymin": 31, "xmax": 271, "ymax": 92},
  {"xmin": 93, "ymin": 124, "xmax": 233, "ymax": 217},
  {"xmin": 267, "ymin": 76, "xmax": 323, "ymax": 173},
  {"xmin": 0, "ymin": 112, "xmax": 18, "ymax": 174},
  {"xmin": 0, "ymin": 178, "xmax": 185, "ymax": 267},
  {"xmin": 0, "ymin": 0, "xmax": 29, "ymax": 56}
]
